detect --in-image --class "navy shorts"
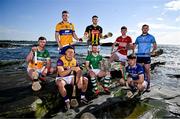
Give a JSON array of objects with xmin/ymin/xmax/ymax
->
[
  {"xmin": 137, "ymin": 57, "xmax": 151, "ymax": 64},
  {"xmin": 59, "ymin": 45, "xmax": 75, "ymax": 55}
]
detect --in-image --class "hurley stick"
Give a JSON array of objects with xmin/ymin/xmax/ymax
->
[{"xmin": 70, "ymin": 72, "xmax": 79, "ymax": 108}]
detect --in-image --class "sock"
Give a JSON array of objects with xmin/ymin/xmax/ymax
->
[
  {"xmin": 63, "ymin": 95, "xmax": 69, "ymax": 102},
  {"xmin": 91, "ymin": 78, "xmax": 98, "ymax": 91},
  {"xmin": 81, "ymin": 92, "xmax": 85, "ymax": 99},
  {"xmin": 104, "ymin": 76, "xmax": 110, "ymax": 88}
]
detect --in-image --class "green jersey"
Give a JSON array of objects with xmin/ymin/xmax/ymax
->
[
  {"xmin": 28, "ymin": 49, "xmax": 50, "ymax": 69},
  {"xmin": 86, "ymin": 54, "xmax": 102, "ymax": 69}
]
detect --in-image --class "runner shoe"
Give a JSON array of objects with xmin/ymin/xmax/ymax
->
[
  {"xmin": 126, "ymin": 90, "xmax": 133, "ymax": 98},
  {"xmin": 80, "ymin": 97, "xmax": 89, "ymax": 105},
  {"xmin": 65, "ymin": 101, "xmax": 70, "ymax": 110},
  {"xmin": 130, "ymin": 90, "xmax": 139, "ymax": 98},
  {"xmin": 103, "ymin": 87, "xmax": 110, "ymax": 94},
  {"xmin": 146, "ymin": 82, "xmax": 151, "ymax": 92},
  {"xmin": 95, "ymin": 90, "xmax": 100, "ymax": 96}
]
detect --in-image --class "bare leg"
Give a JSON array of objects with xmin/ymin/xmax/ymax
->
[
  {"xmin": 109, "ymin": 53, "xmax": 119, "ymax": 63},
  {"xmin": 56, "ymin": 80, "xmax": 67, "ymax": 97}
]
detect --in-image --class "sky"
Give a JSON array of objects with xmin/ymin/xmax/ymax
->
[{"xmin": 0, "ymin": 0, "xmax": 180, "ymax": 45}]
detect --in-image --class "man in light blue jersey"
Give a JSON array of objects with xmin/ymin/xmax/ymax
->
[{"xmin": 134, "ymin": 24, "xmax": 157, "ymax": 91}]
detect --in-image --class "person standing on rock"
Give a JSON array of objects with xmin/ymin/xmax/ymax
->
[
  {"xmin": 134, "ymin": 24, "xmax": 157, "ymax": 91},
  {"xmin": 109, "ymin": 26, "xmax": 133, "ymax": 86},
  {"xmin": 82, "ymin": 15, "xmax": 112, "ymax": 54},
  {"xmin": 56, "ymin": 46, "xmax": 88, "ymax": 110},
  {"xmin": 55, "ymin": 10, "xmax": 81, "ymax": 55},
  {"xmin": 26, "ymin": 36, "xmax": 54, "ymax": 91}
]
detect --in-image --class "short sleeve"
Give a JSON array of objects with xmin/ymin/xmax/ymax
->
[
  {"xmin": 151, "ymin": 35, "xmax": 156, "ymax": 43},
  {"xmin": 71, "ymin": 23, "xmax": 75, "ymax": 32},
  {"xmin": 137, "ymin": 65, "xmax": 144, "ymax": 75},
  {"xmin": 99, "ymin": 55, "xmax": 103, "ymax": 61},
  {"xmin": 57, "ymin": 59, "xmax": 63, "ymax": 66},
  {"xmin": 100, "ymin": 27, "xmax": 103, "ymax": 34},
  {"xmin": 135, "ymin": 37, "xmax": 139, "ymax": 44},
  {"xmin": 45, "ymin": 50, "xmax": 50, "ymax": 60},
  {"xmin": 128, "ymin": 36, "xmax": 132, "ymax": 43},
  {"xmin": 85, "ymin": 26, "xmax": 89, "ymax": 33},
  {"xmin": 86, "ymin": 55, "xmax": 91, "ymax": 61},
  {"xmin": 55, "ymin": 23, "xmax": 60, "ymax": 32}
]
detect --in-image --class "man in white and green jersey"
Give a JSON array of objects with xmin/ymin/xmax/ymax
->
[
  {"xmin": 26, "ymin": 37, "xmax": 54, "ymax": 91},
  {"xmin": 85, "ymin": 44, "xmax": 111, "ymax": 95}
]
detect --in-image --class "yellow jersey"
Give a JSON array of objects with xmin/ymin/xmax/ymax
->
[{"xmin": 55, "ymin": 22, "xmax": 75, "ymax": 47}]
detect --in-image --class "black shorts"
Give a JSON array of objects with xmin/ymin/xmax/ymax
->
[{"xmin": 137, "ymin": 57, "xmax": 151, "ymax": 64}]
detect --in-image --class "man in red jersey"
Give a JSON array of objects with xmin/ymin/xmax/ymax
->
[{"xmin": 109, "ymin": 26, "xmax": 133, "ymax": 85}]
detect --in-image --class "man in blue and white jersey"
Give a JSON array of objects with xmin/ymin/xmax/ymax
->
[
  {"xmin": 134, "ymin": 24, "xmax": 157, "ymax": 91},
  {"xmin": 126, "ymin": 54, "xmax": 148, "ymax": 92}
]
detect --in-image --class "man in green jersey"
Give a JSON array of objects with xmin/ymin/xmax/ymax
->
[
  {"xmin": 26, "ymin": 37, "xmax": 54, "ymax": 91},
  {"xmin": 85, "ymin": 44, "xmax": 111, "ymax": 95}
]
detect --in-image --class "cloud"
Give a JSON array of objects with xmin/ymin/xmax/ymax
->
[
  {"xmin": 137, "ymin": 22, "xmax": 180, "ymax": 30},
  {"xmin": 155, "ymin": 31, "xmax": 180, "ymax": 45},
  {"xmin": 134, "ymin": 22, "xmax": 180, "ymax": 45},
  {"xmin": 175, "ymin": 16, "xmax": 180, "ymax": 22},
  {"xmin": 165, "ymin": 0, "xmax": 180, "ymax": 11},
  {"xmin": 156, "ymin": 17, "xmax": 164, "ymax": 21}
]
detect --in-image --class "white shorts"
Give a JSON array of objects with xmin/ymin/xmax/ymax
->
[
  {"xmin": 142, "ymin": 80, "xmax": 148, "ymax": 89},
  {"xmin": 88, "ymin": 45, "xmax": 101, "ymax": 52},
  {"xmin": 27, "ymin": 66, "xmax": 46, "ymax": 75},
  {"xmin": 115, "ymin": 52, "xmax": 127, "ymax": 62},
  {"xmin": 92, "ymin": 69, "xmax": 101, "ymax": 75},
  {"xmin": 129, "ymin": 78, "xmax": 148, "ymax": 89},
  {"xmin": 56, "ymin": 75, "xmax": 74, "ymax": 84}
]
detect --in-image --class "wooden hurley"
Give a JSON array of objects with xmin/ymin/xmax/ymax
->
[{"xmin": 70, "ymin": 72, "xmax": 79, "ymax": 108}]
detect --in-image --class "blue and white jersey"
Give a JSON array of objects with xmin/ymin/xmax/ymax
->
[
  {"xmin": 135, "ymin": 33, "xmax": 156, "ymax": 57},
  {"xmin": 126, "ymin": 64, "xmax": 144, "ymax": 80}
]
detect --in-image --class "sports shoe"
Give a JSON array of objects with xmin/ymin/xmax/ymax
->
[
  {"xmin": 80, "ymin": 97, "xmax": 89, "ymax": 105},
  {"xmin": 95, "ymin": 90, "xmax": 100, "ymax": 95},
  {"xmin": 65, "ymin": 101, "xmax": 70, "ymax": 110},
  {"xmin": 103, "ymin": 87, "xmax": 110, "ymax": 94},
  {"xmin": 146, "ymin": 86, "xmax": 151, "ymax": 92},
  {"xmin": 126, "ymin": 90, "xmax": 133, "ymax": 98},
  {"xmin": 146, "ymin": 82, "xmax": 151, "ymax": 92}
]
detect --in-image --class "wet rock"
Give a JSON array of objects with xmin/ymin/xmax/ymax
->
[
  {"xmin": 166, "ymin": 74, "xmax": 180, "ymax": 79},
  {"xmin": 0, "ymin": 60, "xmax": 25, "ymax": 68},
  {"xmin": 168, "ymin": 104, "xmax": 180, "ymax": 116}
]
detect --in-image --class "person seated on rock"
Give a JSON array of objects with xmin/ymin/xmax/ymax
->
[
  {"xmin": 56, "ymin": 46, "xmax": 88, "ymax": 110},
  {"xmin": 26, "ymin": 36, "xmax": 54, "ymax": 91},
  {"xmin": 109, "ymin": 26, "xmax": 134, "ymax": 86},
  {"xmin": 85, "ymin": 44, "xmax": 111, "ymax": 95},
  {"xmin": 125, "ymin": 54, "xmax": 148, "ymax": 96}
]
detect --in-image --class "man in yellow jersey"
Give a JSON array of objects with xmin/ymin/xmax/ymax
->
[
  {"xmin": 55, "ymin": 10, "xmax": 81, "ymax": 54},
  {"xmin": 56, "ymin": 46, "xmax": 88, "ymax": 110},
  {"xmin": 26, "ymin": 37, "xmax": 54, "ymax": 91}
]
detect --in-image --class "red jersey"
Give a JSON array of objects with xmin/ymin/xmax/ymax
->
[{"xmin": 116, "ymin": 36, "xmax": 132, "ymax": 55}]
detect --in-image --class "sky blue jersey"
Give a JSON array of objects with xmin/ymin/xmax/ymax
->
[{"xmin": 135, "ymin": 33, "xmax": 156, "ymax": 57}]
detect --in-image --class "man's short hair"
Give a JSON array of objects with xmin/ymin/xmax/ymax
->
[
  {"xmin": 62, "ymin": 10, "xmax": 69, "ymax": 14},
  {"xmin": 92, "ymin": 44, "xmax": 98, "ymax": 47},
  {"xmin": 92, "ymin": 15, "xmax": 98, "ymax": 19},
  {"xmin": 127, "ymin": 54, "xmax": 137, "ymax": 59},
  {"xmin": 142, "ymin": 24, "xmax": 149, "ymax": 28},
  {"xmin": 121, "ymin": 26, "xmax": 127, "ymax": 30},
  {"xmin": 38, "ymin": 36, "xmax": 46, "ymax": 41}
]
